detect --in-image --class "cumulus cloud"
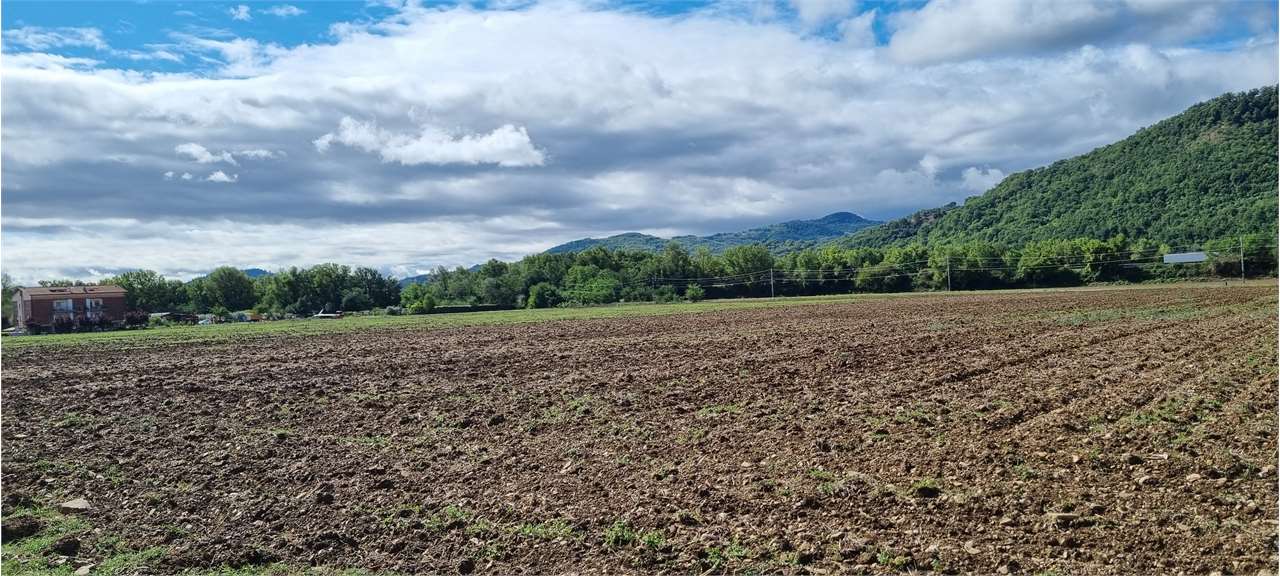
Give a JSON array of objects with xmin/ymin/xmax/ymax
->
[
  {"xmin": 228, "ymin": 5, "xmax": 252, "ymax": 21},
  {"xmin": 169, "ymin": 34, "xmax": 280, "ymax": 77},
  {"xmin": 205, "ymin": 171, "xmax": 238, "ymax": 183},
  {"xmin": 961, "ymin": 167, "xmax": 1007, "ymax": 193},
  {"xmin": 263, "ymin": 5, "xmax": 306, "ymax": 18},
  {"xmin": 314, "ymin": 117, "xmax": 546, "ymax": 167},
  {"xmin": 175, "ymin": 143, "xmax": 238, "ymax": 165},
  {"xmin": 0, "ymin": 2, "xmax": 1275, "ymax": 280}
]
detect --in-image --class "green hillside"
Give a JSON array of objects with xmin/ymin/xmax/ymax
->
[
  {"xmin": 844, "ymin": 86, "xmax": 1278, "ymax": 248},
  {"xmin": 547, "ymin": 212, "xmax": 879, "ymax": 254}
]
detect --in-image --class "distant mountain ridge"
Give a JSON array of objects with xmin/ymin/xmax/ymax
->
[
  {"xmin": 840, "ymin": 86, "xmax": 1279, "ymax": 248},
  {"xmin": 547, "ymin": 211, "xmax": 880, "ymax": 254}
]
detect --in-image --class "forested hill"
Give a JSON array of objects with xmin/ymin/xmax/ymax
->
[
  {"xmin": 842, "ymin": 86, "xmax": 1279, "ymax": 248},
  {"xmin": 547, "ymin": 212, "xmax": 880, "ymax": 254}
]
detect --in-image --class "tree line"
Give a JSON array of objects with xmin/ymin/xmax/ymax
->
[
  {"xmin": 400, "ymin": 233, "xmax": 1276, "ymax": 310},
  {"xmin": 1, "ymin": 232, "xmax": 1273, "ymax": 326},
  {"xmin": 1, "ymin": 265, "xmax": 403, "ymax": 322}
]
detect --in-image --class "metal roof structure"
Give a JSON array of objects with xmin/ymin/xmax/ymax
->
[{"xmin": 13, "ymin": 285, "xmax": 128, "ymax": 300}]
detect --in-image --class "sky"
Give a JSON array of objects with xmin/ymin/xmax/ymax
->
[{"xmin": 1, "ymin": 0, "xmax": 1276, "ymax": 283}]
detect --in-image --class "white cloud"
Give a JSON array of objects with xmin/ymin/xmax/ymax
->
[
  {"xmin": 0, "ymin": 2, "xmax": 1274, "ymax": 280},
  {"xmin": 175, "ymin": 143, "xmax": 238, "ymax": 166},
  {"xmin": 790, "ymin": 0, "xmax": 858, "ymax": 28},
  {"xmin": 838, "ymin": 9, "xmax": 877, "ymax": 47},
  {"xmin": 315, "ymin": 117, "xmax": 545, "ymax": 167},
  {"xmin": 229, "ymin": 5, "xmax": 252, "ymax": 21},
  {"xmin": 887, "ymin": 0, "xmax": 1229, "ymax": 64},
  {"xmin": 263, "ymin": 5, "xmax": 306, "ymax": 18},
  {"xmin": 961, "ymin": 167, "xmax": 1007, "ymax": 192},
  {"xmin": 123, "ymin": 49, "xmax": 183, "ymax": 63},
  {"xmin": 170, "ymin": 34, "xmax": 279, "ymax": 77},
  {"xmin": 205, "ymin": 171, "xmax": 239, "ymax": 183},
  {"xmin": 2, "ymin": 26, "xmax": 108, "ymax": 51},
  {"xmin": 918, "ymin": 155, "xmax": 941, "ymax": 178},
  {"xmin": 236, "ymin": 149, "xmax": 284, "ymax": 160},
  {"xmin": 0, "ymin": 217, "xmax": 553, "ymax": 284},
  {"xmin": 0, "ymin": 52, "xmax": 100, "ymax": 70},
  {"xmin": 163, "ymin": 171, "xmax": 175, "ymax": 180},
  {"xmin": 2, "ymin": 25, "xmax": 184, "ymax": 64}
]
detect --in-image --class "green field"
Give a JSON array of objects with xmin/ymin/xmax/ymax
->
[{"xmin": 3, "ymin": 280, "xmax": 1269, "ymax": 352}]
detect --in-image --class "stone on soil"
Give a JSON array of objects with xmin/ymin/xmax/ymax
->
[{"xmin": 59, "ymin": 498, "xmax": 92, "ymax": 513}]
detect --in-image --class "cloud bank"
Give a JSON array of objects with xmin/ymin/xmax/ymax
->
[{"xmin": 1, "ymin": 1, "xmax": 1275, "ymax": 281}]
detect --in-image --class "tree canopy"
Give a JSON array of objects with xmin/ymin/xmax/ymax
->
[{"xmin": 844, "ymin": 86, "xmax": 1279, "ymax": 249}]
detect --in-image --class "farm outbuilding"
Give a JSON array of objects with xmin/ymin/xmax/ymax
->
[{"xmin": 11, "ymin": 285, "xmax": 128, "ymax": 329}]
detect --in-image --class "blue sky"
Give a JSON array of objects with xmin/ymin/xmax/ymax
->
[
  {"xmin": 3, "ymin": 0, "xmax": 1269, "ymax": 69},
  {"xmin": 1, "ymin": 0, "xmax": 915, "ymax": 72},
  {"xmin": 2, "ymin": 0, "xmax": 1277, "ymax": 281}
]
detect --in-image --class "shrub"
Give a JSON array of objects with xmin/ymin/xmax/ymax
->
[
  {"xmin": 527, "ymin": 283, "xmax": 560, "ymax": 309},
  {"xmin": 407, "ymin": 297, "xmax": 434, "ymax": 315},
  {"xmin": 385, "ymin": 306, "xmax": 402, "ymax": 316},
  {"xmin": 653, "ymin": 285, "xmax": 678, "ymax": 303},
  {"xmin": 52, "ymin": 316, "xmax": 76, "ymax": 334},
  {"xmin": 341, "ymin": 289, "xmax": 373, "ymax": 312},
  {"xmin": 684, "ymin": 285, "xmax": 705, "ymax": 302},
  {"xmin": 125, "ymin": 310, "xmax": 149, "ymax": 328}
]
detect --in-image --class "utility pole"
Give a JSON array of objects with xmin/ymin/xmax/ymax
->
[
  {"xmin": 946, "ymin": 258, "xmax": 952, "ymax": 292},
  {"xmin": 1239, "ymin": 236, "xmax": 1246, "ymax": 283},
  {"xmin": 770, "ymin": 268, "xmax": 775, "ymax": 298}
]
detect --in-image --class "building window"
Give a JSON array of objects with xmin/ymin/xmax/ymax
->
[
  {"xmin": 53, "ymin": 299, "xmax": 73, "ymax": 312},
  {"xmin": 85, "ymin": 298, "xmax": 103, "ymax": 310}
]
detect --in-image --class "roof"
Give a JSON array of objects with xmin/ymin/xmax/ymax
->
[{"xmin": 15, "ymin": 285, "xmax": 127, "ymax": 300}]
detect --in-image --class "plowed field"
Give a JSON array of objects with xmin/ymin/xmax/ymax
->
[{"xmin": 3, "ymin": 284, "xmax": 1277, "ymax": 575}]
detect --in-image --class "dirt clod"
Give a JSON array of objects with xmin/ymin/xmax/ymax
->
[
  {"xmin": 912, "ymin": 484, "xmax": 941, "ymax": 499},
  {"xmin": 1, "ymin": 516, "xmax": 43, "ymax": 543},
  {"xmin": 1046, "ymin": 512, "xmax": 1079, "ymax": 528},
  {"xmin": 50, "ymin": 535, "xmax": 81, "ymax": 556}
]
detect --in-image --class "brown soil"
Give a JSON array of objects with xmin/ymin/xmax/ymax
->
[{"xmin": 3, "ymin": 285, "xmax": 1277, "ymax": 574}]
